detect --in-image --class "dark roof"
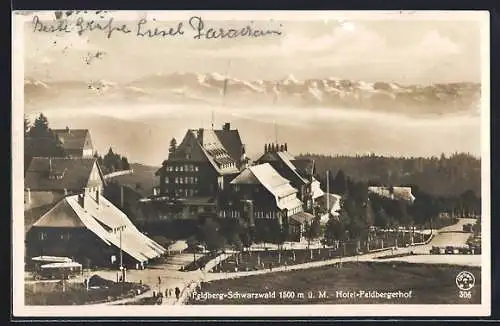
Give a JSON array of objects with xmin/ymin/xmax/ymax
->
[
  {"xmin": 52, "ymin": 129, "xmax": 90, "ymax": 151},
  {"xmin": 25, "ymin": 157, "xmax": 102, "ymax": 191},
  {"xmin": 257, "ymin": 151, "xmax": 310, "ymax": 185},
  {"xmin": 293, "ymin": 159, "xmax": 315, "ymax": 178},
  {"xmin": 167, "ymin": 129, "xmax": 239, "ymax": 175},
  {"xmin": 214, "ymin": 129, "xmax": 243, "ymax": 163}
]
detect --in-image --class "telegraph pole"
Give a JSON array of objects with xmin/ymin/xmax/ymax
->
[{"xmin": 120, "ymin": 226, "xmax": 124, "ymax": 282}]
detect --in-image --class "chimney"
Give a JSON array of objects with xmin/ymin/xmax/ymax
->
[
  {"xmin": 96, "ymin": 189, "xmax": 100, "ymax": 205},
  {"xmin": 280, "ymin": 144, "xmax": 284, "ymax": 152},
  {"xmin": 284, "ymin": 143, "xmax": 288, "ymax": 151},
  {"xmin": 120, "ymin": 185, "xmax": 124, "ymax": 208},
  {"xmin": 264, "ymin": 144, "xmax": 268, "ymax": 153},
  {"xmin": 223, "ymin": 122, "xmax": 230, "ymax": 131}
]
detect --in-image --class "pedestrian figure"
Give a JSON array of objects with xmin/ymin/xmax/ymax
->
[
  {"xmin": 165, "ymin": 289, "xmax": 169, "ymax": 298},
  {"xmin": 175, "ymin": 287, "xmax": 181, "ymax": 300}
]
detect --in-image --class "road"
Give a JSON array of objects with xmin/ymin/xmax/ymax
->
[{"xmin": 411, "ymin": 218, "xmax": 476, "ymax": 254}]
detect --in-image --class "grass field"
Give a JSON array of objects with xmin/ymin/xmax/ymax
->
[
  {"xmin": 25, "ymin": 280, "xmax": 149, "ymax": 305},
  {"xmin": 189, "ymin": 262, "xmax": 481, "ymax": 305}
]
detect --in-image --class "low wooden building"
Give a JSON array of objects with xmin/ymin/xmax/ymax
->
[{"xmin": 26, "ymin": 190, "xmax": 166, "ymax": 268}]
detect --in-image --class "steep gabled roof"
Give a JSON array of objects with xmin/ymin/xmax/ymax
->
[
  {"xmin": 169, "ymin": 129, "xmax": 239, "ymax": 175},
  {"xmin": 276, "ymin": 152, "xmax": 309, "ymax": 184},
  {"xmin": 214, "ymin": 129, "xmax": 243, "ymax": 163},
  {"xmin": 293, "ymin": 159, "xmax": 315, "ymax": 179},
  {"xmin": 25, "ymin": 157, "xmax": 104, "ymax": 191},
  {"xmin": 52, "ymin": 129, "xmax": 91, "ymax": 152},
  {"xmin": 256, "ymin": 150, "xmax": 312, "ymax": 185},
  {"xmin": 32, "ymin": 194, "xmax": 166, "ymax": 263}
]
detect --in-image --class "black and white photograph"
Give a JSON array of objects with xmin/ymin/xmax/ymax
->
[{"xmin": 12, "ymin": 10, "xmax": 490, "ymax": 317}]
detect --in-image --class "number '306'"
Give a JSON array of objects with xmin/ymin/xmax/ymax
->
[{"xmin": 459, "ymin": 291, "xmax": 472, "ymax": 299}]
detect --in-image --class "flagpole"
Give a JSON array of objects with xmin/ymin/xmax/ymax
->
[
  {"xmin": 326, "ymin": 170, "xmax": 330, "ymax": 212},
  {"xmin": 215, "ymin": 59, "xmax": 232, "ymax": 130}
]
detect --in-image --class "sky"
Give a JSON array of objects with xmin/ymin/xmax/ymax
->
[{"xmin": 24, "ymin": 12, "xmax": 482, "ymax": 84}]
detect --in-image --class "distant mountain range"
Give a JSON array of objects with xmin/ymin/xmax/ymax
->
[{"xmin": 25, "ymin": 73, "xmax": 480, "ymax": 116}]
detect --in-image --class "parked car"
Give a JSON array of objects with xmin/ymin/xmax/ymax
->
[
  {"xmin": 458, "ymin": 246, "xmax": 472, "ymax": 254},
  {"xmin": 463, "ymin": 224, "xmax": 473, "ymax": 233},
  {"xmin": 429, "ymin": 246, "xmax": 441, "ymax": 254},
  {"xmin": 444, "ymin": 246, "xmax": 455, "ymax": 254},
  {"xmin": 471, "ymin": 245, "xmax": 482, "ymax": 254}
]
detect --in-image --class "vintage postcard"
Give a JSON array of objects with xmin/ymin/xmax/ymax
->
[{"xmin": 12, "ymin": 10, "xmax": 490, "ymax": 317}]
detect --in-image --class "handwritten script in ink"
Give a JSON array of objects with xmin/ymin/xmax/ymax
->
[{"xmin": 31, "ymin": 15, "xmax": 283, "ymax": 40}]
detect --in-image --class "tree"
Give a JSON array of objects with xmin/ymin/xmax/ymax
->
[
  {"xmin": 168, "ymin": 138, "xmax": 177, "ymax": 159},
  {"xmin": 324, "ymin": 217, "xmax": 346, "ymax": 245},
  {"xmin": 24, "ymin": 114, "xmax": 65, "ymax": 171},
  {"xmin": 304, "ymin": 216, "xmax": 321, "ymax": 248},
  {"xmin": 24, "ymin": 115, "xmax": 31, "ymax": 136},
  {"xmin": 199, "ymin": 219, "xmax": 226, "ymax": 253},
  {"xmin": 332, "ymin": 170, "xmax": 347, "ymax": 195},
  {"xmin": 240, "ymin": 227, "xmax": 253, "ymax": 252},
  {"xmin": 121, "ymin": 157, "xmax": 130, "ymax": 170},
  {"xmin": 28, "ymin": 113, "xmax": 51, "ymax": 138}
]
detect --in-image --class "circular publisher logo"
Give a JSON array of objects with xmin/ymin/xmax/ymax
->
[{"xmin": 456, "ymin": 271, "xmax": 475, "ymax": 291}]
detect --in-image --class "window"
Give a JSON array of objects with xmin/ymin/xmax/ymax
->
[
  {"xmin": 165, "ymin": 177, "xmax": 169, "ymax": 184},
  {"xmin": 190, "ymin": 177, "xmax": 194, "ymax": 184},
  {"xmin": 175, "ymin": 166, "xmax": 179, "ymax": 172},
  {"xmin": 189, "ymin": 189, "xmax": 194, "ymax": 197},
  {"xmin": 184, "ymin": 177, "xmax": 189, "ymax": 184},
  {"xmin": 180, "ymin": 178, "xmax": 184, "ymax": 184},
  {"xmin": 39, "ymin": 232, "xmax": 47, "ymax": 241},
  {"xmin": 233, "ymin": 185, "xmax": 240, "ymax": 192},
  {"xmin": 194, "ymin": 177, "xmax": 199, "ymax": 184},
  {"xmin": 175, "ymin": 177, "xmax": 179, "ymax": 184},
  {"xmin": 184, "ymin": 189, "xmax": 188, "ymax": 197},
  {"xmin": 60, "ymin": 233, "xmax": 71, "ymax": 240},
  {"xmin": 194, "ymin": 165, "xmax": 199, "ymax": 172},
  {"xmin": 184, "ymin": 165, "xmax": 189, "ymax": 171}
]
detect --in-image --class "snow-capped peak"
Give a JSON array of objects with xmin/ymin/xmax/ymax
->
[{"xmin": 282, "ymin": 74, "xmax": 299, "ymax": 85}]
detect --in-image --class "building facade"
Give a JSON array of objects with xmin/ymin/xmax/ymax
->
[
  {"xmin": 224, "ymin": 163, "xmax": 314, "ymax": 241},
  {"xmin": 153, "ymin": 123, "xmax": 249, "ymax": 221},
  {"xmin": 255, "ymin": 143, "xmax": 323, "ymax": 212},
  {"xmin": 52, "ymin": 128, "xmax": 95, "ymax": 158}
]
